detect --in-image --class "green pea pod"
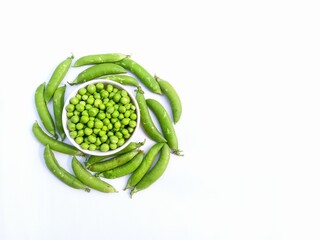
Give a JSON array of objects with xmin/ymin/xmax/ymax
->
[
  {"xmin": 135, "ymin": 87, "xmax": 167, "ymax": 143},
  {"xmin": 44, "ymin": 145, "xmax": 90, "ymax": 192},
  {"xmin": 88, "ymin": 150, "xmax": 140, "ymax": 172},
  {"xmin": 155, "ymin": 76, "xmax": 182, "ymax": 124},
  {"xmin": 146, "ymin": 98, "xmax": 183, "ymax": 156},
  {"xmin": 32, "ymin": 121, "xmax": 85, "ymax": 156},
  {"xmin": 69, "ymin": 63, "xmax": 127, "ymax": 85},
  {"xmin": 96, "ymin": 151, "xmax": 144, "ymax": 179},
  {"xmin": 85, "ymin": 140, "xmax": 146, "ymax": 168},
  {"xmin": 124, "ymin": 143, "xmax": 164, "ymax": 190},
  {"xmin": 117, "ymin": 58, "xmax": 161, "ymax": 94},
  {"xmin": 44, "ymin": 54, "xmax": 73, "ymax": 103},
  {"xmin": 35, "ymin": 82, "xmax": 57, "ymax": 138},
  {"xmin": 73, "ymin": 53, "xmax": 128, "ymax": 67},
  {"xmin": 130, "ymin": 144, "xmax": 170, "ymax": 197},
  {"xmin": 100, "ymin": 75, "xmax": 140, "ymax": 87},
  {"xmin": 53, "ymin": 85, "xmax": 66, "ymax": 140},
  {"xmin": 72, "ymin": 156, "xmax": 117, "ymax": 193}
]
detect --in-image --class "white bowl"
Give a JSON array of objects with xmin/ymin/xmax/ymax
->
[{"xmin": 62, "ymin": 79, "xmax": 140, "ymax": 156}]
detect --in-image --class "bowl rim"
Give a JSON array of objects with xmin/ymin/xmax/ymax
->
[{"xmin": 62, "ymin": 79, "xmax": 140, "ymax": 156}]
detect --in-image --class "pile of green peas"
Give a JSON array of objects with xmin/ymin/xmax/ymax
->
[{"xmin": 66, "ymin": 82, "xmax": 137, "ymax": 152}]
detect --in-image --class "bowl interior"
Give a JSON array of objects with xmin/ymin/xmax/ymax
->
[{"xmin": 62, "ymin": 79, "xmax": 140, "ymax": 156}]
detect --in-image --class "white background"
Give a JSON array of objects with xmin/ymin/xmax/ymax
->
[{"xmin": 0, "ymin": 0, "xmax": 320, "ymax": 239}]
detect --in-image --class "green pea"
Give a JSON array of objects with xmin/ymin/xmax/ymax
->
[
  {"xmin": 118, "ymin": 113, "xmax": 124, "ymax": 120},
  {"xmin": 95, "ymin": 137, "xmax": 102, "ymax": 146},
  {"xmin": 101, "ymin": 90, "xmax": 109, "ymax": 99},
  {"xmin": 88, "ymin": 135, "xmax": 96, "ymax": 143},
  {"xmin": 100, "ymin": 135, "xmax": 108, "ymax": 143},
  {"xmin": 121, "ymin": 129, "xmax": 129, "ymax": 135},
  {"xmin": 117, "ymin": 138, "xmax": 125, "ymax": 146},
  {"xmin": 129, "ymin": 120, "xmax": 136, "ymax": 128},
  {"xmin": 95, "ymin": 120, "xmax": 103, "ymax": 129},
  {"xmin": 96, "ymin": 82, "xmax": 104, "ymax": 91},
  {"xmin": 109, "ymin": 143, "xmax": 117, "ymax": 150},
  {"xmin": 76, "ymin": 104, "xmax": 85, "ymax": 112},
  {"xmin": 130, "ymin": 113, "xmax": 137, "ymax": 120},
  {"xmin": 122, "ymin": 118, "xmax": 130, "ymax": 125},
  {"xmin": 87, "ymin": 97, "xmax": 94, "ymax": 105},
  {"xmin": 75, "ymin": 136, "xmax": 83, "ymax": 144},
  {"xmin": 78, "ymin": 87, "xmax": 87, "ymax": 95},
  {"xmin": 103, "ymin": 118, "xmax": 110, "ymax": 125},
  {"xmin": 84, "ymin": 128, "xmax": 93, "ymax": 136},
  {"xmin": 100, "ymin": 143, "xmax": 110, "ymax": 152},
  {"xmin": 69, "ymin": 131, "xmax": 78, "ymax": 139},
  {"xmin": 79, "ymin": 101, "xmax": 86, "ymax": 106},
  {"xmin": 112, "ymin": 110, "xmax": 119, "ymax": 118},
  {"xmin": 124, "ymin": 110, "xmax": 131, "ymax": 118},
  {"xmin": 87, "ymin": 120, "xmax": 94, "ymax": 128},
  {"xmin": 124, "ymin": 133, "xmax": 131, "ymax": 139},
  {"xmin": 76, "ymin": 123, "xmax": 84, "ymax": 130},
  {"xmin": 80, "ymin": 115, "xmax": 89, "ymax": 124},
  {"xmin": 82, "ymin": 95, "xmax": 89, "ymax": 101},
  {"xmin": 107, "ymin": 84, "xmax": 114, "ymax": 92},
  {"xmin": 77, "ymin": 130, "xmax": 84, "ymax": 137},
  {"xmin": 114, "ymin": 121, "xmax": 121, "ymax": 129},
  {"xmin": 107, "ymin": 131, "xmax": 114, "ymax": 137},
  {"xmin": 110, "ymin": 136, "xmax": 118, "ymax": 144},
  {"xmin": 68, "ymin": 122, "xmax": 76, "ymax": 131},
  {"xmin": 80, "ymin": 142, "xmax": 89, "ymax": 150},
  {"xmin": 94, "ymin": 92, "xmax": 101, "ymax": 99},
  {"xmin": 127, "ymin": 127, "xmax": 134, "ymax": 133},
  {"xmin": 70, "ymin": 115, "xmax": 79, "ymax": 124},
  {"xmin": 76, "ymin": 94, "xmax": 82, "ymax": 100},
  {"xmin": 113, "ymin": 87, "xmax": 119, "ymax": 93},
  {"xmin": 120, "ymin": 96, "xmax": 130, "ymax": 105},
  {"xmin": 115, "ymin": 132, "xmax": 123, "ymax": 139},
  {"xmin": 131, "ymin": 105, "xmax": 136, "ymax": 111},
  {"xmin": 89, "ymin": 108, "xmax": 99, "ymax": 117},
  {"xmin": 70, "ymin": 97, "xmax": 79, "ymax": 105},
  {"xmin": 113, "ymin": 93, "xmax": 121, "ymax": 102},
  {"xmin": 106, "ymin": 106, "xmax": 114, "ymax": 114},
  {"xmin": 89, "ymin": 144, "xmax": 96, "ymax": 151},
  {"xmin": 119, "ymin": 105, "xmax": 126, "ymax": 113},
  {"xmin": 87, "ymin": 84, "xmax": 96, "ymax": 94},
  {"xmin": 93, "ymin": 128, "xmax": 100, "ymax": 135},
  {"xmin": 67, "ymin": 112, "xmax": 74, "ymax": 118},
  {"xmin": 82, "ymin": 110, "xmax": 89, "ymax": 116},
  {"xmin": 99, "ymin": 104, "xmax": 106, "ymax": 110}
]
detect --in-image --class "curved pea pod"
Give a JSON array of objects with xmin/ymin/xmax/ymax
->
[
  {"xmin": 130, "ymin": 144, "xmax": 170, "ymax": 197},
  {"xmin": 44, "ymin": 145, "xmax": 90, "ymax": 192},
  {"xmin": 117, "ymin": 57, "xmax": 161, "ymax": 94},
  {"xmin": 32, "ymin": 121, "xmax": 85, "ymax": 156},
  {"xmin": 69, "ymin": 63, "xmax": 127, "ymax": 85},
  {"xmin": 44, "ymin": 54, "xmax": 73, "ymax": 103},
  {"xmin": 96, "ymin": 151, "xmax": 144, "ymax": 179},
  {"xmin": 135, "ymin": 87, "xmax": 167, "ymax": 143},
  {"xmin": 146, "ymin": 98, "xmax": 183, "ymax": 156},
  {"xmin": 124, "ymin": 143, "xmax": 164, "ymax": 190},
  {"xmin": 88, "ymin": 150, "xmax": 140, "ymax": 172},
  {"xmin": 53, "ymin": 85, "xmax": 66, "ymax": 140},
  {"xmin": 73, "ymin": 53, "xmax": 128, "ymax": 67},
  {"xmin": 72, "ymin": 156, "xmax": 117, "ymax": 193},
  {"xmin": 155, "ymin": 76, "xmax": 182, "ymax": 124},
  {"xmin": 100, "ymin": 75, "xmax": 140, "ymax": 87},
  {"xmin": 85, "ymin": 140, "xmax": 146, "ymax": 168},
  {"xmin": 35, "ymin": 82, "xmax": 57, "ymax": 138}
]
